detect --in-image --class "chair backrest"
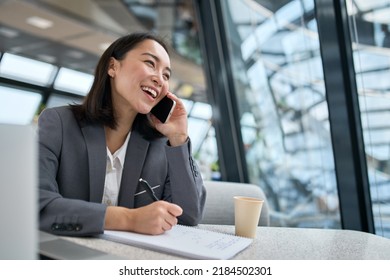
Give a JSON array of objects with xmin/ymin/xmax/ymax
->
[{"xmin": 201, "ymin": 180, "xmax": 270, "ymax": 226}]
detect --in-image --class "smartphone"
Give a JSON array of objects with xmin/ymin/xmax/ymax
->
[{"xmin": 151, "ymin": 95, "xmax": 176, "ymax": 123}]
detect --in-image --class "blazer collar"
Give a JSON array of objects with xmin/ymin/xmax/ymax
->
[
  {"xmin": 80, "ymin": 120, "xmax": 150, "ymax": 207},
  {"xmin": 80, "ymin": 123, "xmax": 106, "ymax": 203},
  {"xmin": 117, "ymin": 129, "xmax": 149, "ymax": 208}
]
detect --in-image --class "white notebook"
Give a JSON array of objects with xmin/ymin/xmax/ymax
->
[{"xmin": 100, "ymin": 225, "xmax": 252, "ymax": 259}]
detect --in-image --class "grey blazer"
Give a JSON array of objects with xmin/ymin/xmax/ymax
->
[{"xmin": 38, "ymin": 106, "xmax": 206, "ymax": 236}]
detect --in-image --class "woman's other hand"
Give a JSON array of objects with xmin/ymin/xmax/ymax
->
[{"xmin": 104, "ymin": 201, "xmax": 183, "ymax": 235}]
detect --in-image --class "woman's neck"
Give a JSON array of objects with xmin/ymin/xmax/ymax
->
[{"xmin": 105, "ymin": 114, "xmax": 135, "ymax": 154}]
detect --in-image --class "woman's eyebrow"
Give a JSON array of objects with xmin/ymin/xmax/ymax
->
[{"xmin": 141, "ymin": 52, "xmax": 172, "ymax": 75}]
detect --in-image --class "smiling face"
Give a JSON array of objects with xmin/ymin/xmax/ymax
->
[{"xmin": 108, "ymin": 39, "xmax": 171, "ymax": 118}]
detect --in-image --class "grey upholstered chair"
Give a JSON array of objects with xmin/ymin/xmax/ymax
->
[{"xmin": 201, "ymin": 180, "xmax": 270, "ymax": 226}]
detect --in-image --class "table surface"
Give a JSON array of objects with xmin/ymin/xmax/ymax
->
[{"xmin": 55, "ymin": 224, "xmax": 390, "ymax": 260}]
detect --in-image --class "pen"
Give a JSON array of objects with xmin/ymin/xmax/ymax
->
[{"xmin": 138, "ymin": 178, "xmax": 159, "ymax": 201}]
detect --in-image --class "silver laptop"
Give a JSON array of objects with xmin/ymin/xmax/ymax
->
[
  {"xmin": 0, "ymin": 123, "xmax": 121, "ymax": 260},
  {"xmin": 0, "ymin": 123, "xmax": 38, "ymax": 259}
]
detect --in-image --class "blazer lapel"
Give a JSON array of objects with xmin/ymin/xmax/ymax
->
[
  {"xmin": 81, "ymin": 123, "xmax": 106, "ymax": 203},
  {"xmin": 117, "ymin": 130, "xmax": 149, "ymax": 208}
]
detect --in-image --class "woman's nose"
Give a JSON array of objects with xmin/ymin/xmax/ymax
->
[{"xmin": 152, "ymin": 75, "xmax": 163, "ymax": 87}]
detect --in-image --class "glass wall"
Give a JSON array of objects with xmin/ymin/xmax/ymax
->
[
  {"xmin": 219, "ymin": 0, "xmax": 339, "ymax": 228},
  {"xmin": 347, "ymin": 0, "xmax": 390, "ymax": 237}
]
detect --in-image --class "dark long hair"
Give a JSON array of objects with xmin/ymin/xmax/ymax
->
[{"xmin": 71, "ymin": 32, "xmax": 169, "ymax": 139}]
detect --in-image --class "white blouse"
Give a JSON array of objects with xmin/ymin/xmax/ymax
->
[{"xmin": 101, "ymin": 132, "xmax": 131, "ymax": 206}]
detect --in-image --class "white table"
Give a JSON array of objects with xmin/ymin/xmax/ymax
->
[{"xmin": 50, "ymin": 224, "xmax": 390, "ymax": 259}]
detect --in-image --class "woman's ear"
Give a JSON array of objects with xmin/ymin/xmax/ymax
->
[{"xmin": 108, "ymin": 57, "xmax": 117, "ymax": 78}]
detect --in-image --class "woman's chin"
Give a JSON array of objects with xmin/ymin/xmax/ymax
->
[{"xmin": 137, "ymin": 104, "xmax": 153, "ymax": 115}]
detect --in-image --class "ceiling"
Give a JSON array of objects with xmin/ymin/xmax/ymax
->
[{"xmin": 0, "ymin": 0, "xmax": 206, "ymax": 102}]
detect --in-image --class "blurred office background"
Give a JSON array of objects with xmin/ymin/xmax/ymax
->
[{"xmin": 0, "ymin": 0, "xmax": 389, "ymax": 238}]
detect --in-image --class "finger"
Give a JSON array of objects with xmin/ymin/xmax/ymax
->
[
  {"xmin": 166, "ymin": 92, "xmax": 183, "ymax": 107},
  {"xmin": 166, "ymin": 91, "xmax": 176, "ymax": 100},
  {"xmin": 167, "ymin": 203, "xmax": 183, "ymax": 217},
  {"xmin": 149, "ymin": 113, "xmax": 162, "ymax": 125},
  {"xmin": 162, "ymin": 222, "xmax": 173, "ymax": 232},
  {"xmin": 146, "ymin": 113, "xmax": 160, "ymax": 128},
  {"xmin": 164, "ymin": 216, "xmax": 178, "ymax": 228}
]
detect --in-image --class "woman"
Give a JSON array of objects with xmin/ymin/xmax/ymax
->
[{"xmin": 38, "ymin": 32, "xmax": 206, "ymax": 236}]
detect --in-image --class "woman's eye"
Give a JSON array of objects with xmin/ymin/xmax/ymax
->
[
  {"xmin": 145, "ymin": 60, "xmax": 155, "ymax": 67},
  {"xmin": 163, "ymin": 74, "xmax": 170, "ymax": 80}
]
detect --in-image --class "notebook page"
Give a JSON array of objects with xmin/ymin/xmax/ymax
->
[{"xmin": 101, "ymin": 225, "xmax": 252, "ymax": 259}]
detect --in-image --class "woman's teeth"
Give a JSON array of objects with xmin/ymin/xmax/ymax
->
[{"xmin": 141, "ymin": 86, "xmax": 157, "ymax": 98}]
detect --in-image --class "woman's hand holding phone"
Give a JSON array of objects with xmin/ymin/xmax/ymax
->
[{"xmin": 150, "ymin": 92, "xmax": 188, "ymax": 147}]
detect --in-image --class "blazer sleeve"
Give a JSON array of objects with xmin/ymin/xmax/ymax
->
[
  {"xmin": 164, "ymin": 138, "xmax": 206, "ymax": 226},
  {"xmin": 38, "ymin": 108, "xmax": 107, "ymax": 236}
]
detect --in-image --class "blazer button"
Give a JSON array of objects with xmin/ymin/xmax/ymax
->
[
  {"xmin": 51, "ymin": 223, "xmax": 59, "ymax": 231},
  {"xmin": 74, "ymin": 224, "xmax": 83, "ymax": 231},
  {"xmin": 66, "ymin": 224, "xmax": 74, "ymax": 231}
]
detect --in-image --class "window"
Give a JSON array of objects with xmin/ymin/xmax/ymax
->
[
  {"xmin": 0, "ymin": 53, "xmax": 56, "ymax": 86},
  {"xmin": 347, "ymin": 0, "xmax": 390, "ymax": 237},
  {"xmin": 0, "ymin": 85, "xmax": 42, "ymax": 125},
  {"xmin": 219, "ymin": 0, "xmax": 339, "ymax": 228},
  {"xmin": 54, "ymin": 67, "xmax": 93, "ymax": 96}
]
